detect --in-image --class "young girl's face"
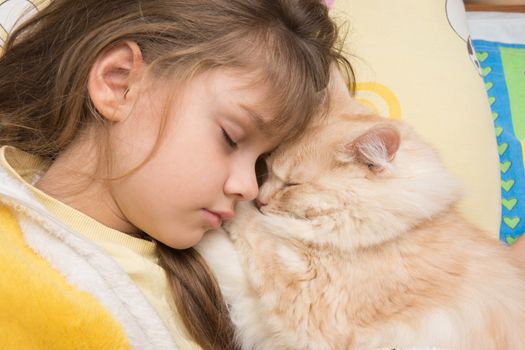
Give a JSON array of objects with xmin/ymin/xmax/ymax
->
[{"xmin": 107, "ymin": 69, "xmax": 280, "ymax": 248}]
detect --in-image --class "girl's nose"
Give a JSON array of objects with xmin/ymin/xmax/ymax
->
[{"xmin": 224, "ymin": 165, "xmax": 259, "ymax": 201}]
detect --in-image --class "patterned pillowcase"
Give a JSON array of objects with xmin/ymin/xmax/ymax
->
[{"xmin": 468, "ymin": 11, "xmax": 525, "ymax": 244}]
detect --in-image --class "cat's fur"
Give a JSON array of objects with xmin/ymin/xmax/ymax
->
[{"xmin": 197, "ymin": 113, "xmax": 525, "ymax": 350}]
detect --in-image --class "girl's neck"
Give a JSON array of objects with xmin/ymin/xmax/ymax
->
[{"xmin": 35, "ymin": 134, "xmax": 140, "ymax": 236}]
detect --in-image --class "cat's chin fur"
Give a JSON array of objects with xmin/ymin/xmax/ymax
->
[{"xmin": 197, "ymin": 113, "xmax": 525, "ymax": 350}]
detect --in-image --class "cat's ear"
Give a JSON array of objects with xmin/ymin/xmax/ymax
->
[{"xmin": 343, "ymin": 126, "xmax": 400, "ymax": 173}]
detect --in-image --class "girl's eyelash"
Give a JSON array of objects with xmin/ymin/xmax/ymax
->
[{"xmin": 221, "ymin": 128, "xmax": 238, "ymax": 149}]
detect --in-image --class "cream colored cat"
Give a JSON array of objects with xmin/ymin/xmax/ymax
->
[{"xmin": 197, "ymin": 113, "xmax": 525, "ymax": 350}]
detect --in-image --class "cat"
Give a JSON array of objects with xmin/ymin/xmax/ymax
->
[{"xmin": 197, "ymin": 113, "xmax": 525, "ymax": 350}]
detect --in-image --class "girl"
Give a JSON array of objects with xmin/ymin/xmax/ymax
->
[{"xmin": 0, "ymin": 0, "xmax": 351, "ymax": 349}]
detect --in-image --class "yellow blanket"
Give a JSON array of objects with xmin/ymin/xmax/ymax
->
[{"xmin": 0, "ymin": 204, "xmax": 130, "ymax": 349}]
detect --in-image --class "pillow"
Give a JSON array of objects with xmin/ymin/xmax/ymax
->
[
  {"xmin": 330, "ymin": 0, "xmax": 501, "ymax": 238},
  {"xmin": 467, "ymin": 11, "xmax": 525, "ymax": 244}
]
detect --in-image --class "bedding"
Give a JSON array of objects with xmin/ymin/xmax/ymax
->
[{"xmin": 467, "ymin": 11, "xmax": 525, "ymax": 244}]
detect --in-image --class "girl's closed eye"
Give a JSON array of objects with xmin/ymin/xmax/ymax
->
[{"xmin": 221, "ymin": 128, "xmax": 238, "ymax": 149}]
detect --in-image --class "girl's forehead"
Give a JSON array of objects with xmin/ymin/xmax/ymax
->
[
  {"xmin": 162, "ymin": 67, "xmax": 302, "ymax": 140},
  {"xmin": 209, "ymin": 69, "xmax": 272, "ymax": 106},
  {"xmin": 203, "ymin": 69, "xmax": 280, "ymax": 124}
]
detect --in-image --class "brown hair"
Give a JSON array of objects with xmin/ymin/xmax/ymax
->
[{"xmin": 0, "ymin": 0, "xmax": 352, "ymax": 348}]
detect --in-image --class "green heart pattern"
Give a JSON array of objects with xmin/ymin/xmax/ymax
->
[
  {"xmin": 475, "ymin": 48, "xmax": 523, "ymax": 242},
  {"xmin": 501, "ymin": 179, "xmax": 515, "ymax": 192},
  {"xmin": 504, "ymin": 217, "xmax": 521, "ymax": 230},
  {"xmin": 498, "ymin": 143, "xmax": 508, "ymax": 156},
  {"xmin": 506, "ymin": 235, "xmax": 519, "ymax": 245},
  {"xmin": 476, "ymin": 51, "xmax": 489, "ymax": 62},
  {"xmin": 502, "ymin": 198, "xmax": 518, "ymax": 211},
  {"xmin": 500, "ymin": 161, "xmax": 511, "ymax": 173}
]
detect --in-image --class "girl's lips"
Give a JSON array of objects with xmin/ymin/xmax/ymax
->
[
  {"xmin": 213, "ymin": 210, "xmax": 235, "ymax": 220},
  {"xmin": 202, "ymin": 209, "xmax": 222, "ymax": 229}
]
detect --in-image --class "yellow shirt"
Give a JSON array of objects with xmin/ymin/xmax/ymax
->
[{"xmin": 0, "ymin": 146, "xmax": 201, "ymax": 350}]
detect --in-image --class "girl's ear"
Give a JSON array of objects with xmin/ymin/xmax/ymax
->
[
  {"xmin": 344, "ymin": 126, "xmax": 400, "ymax": 173},
  {"xmin": 87, "ymin": 41, "xmax": 144, "ymax": 122}
]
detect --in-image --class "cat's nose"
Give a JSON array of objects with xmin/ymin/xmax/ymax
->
[{"xmin": 254, "ymin": 198, "xmax": 267, "ymax": 210}]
